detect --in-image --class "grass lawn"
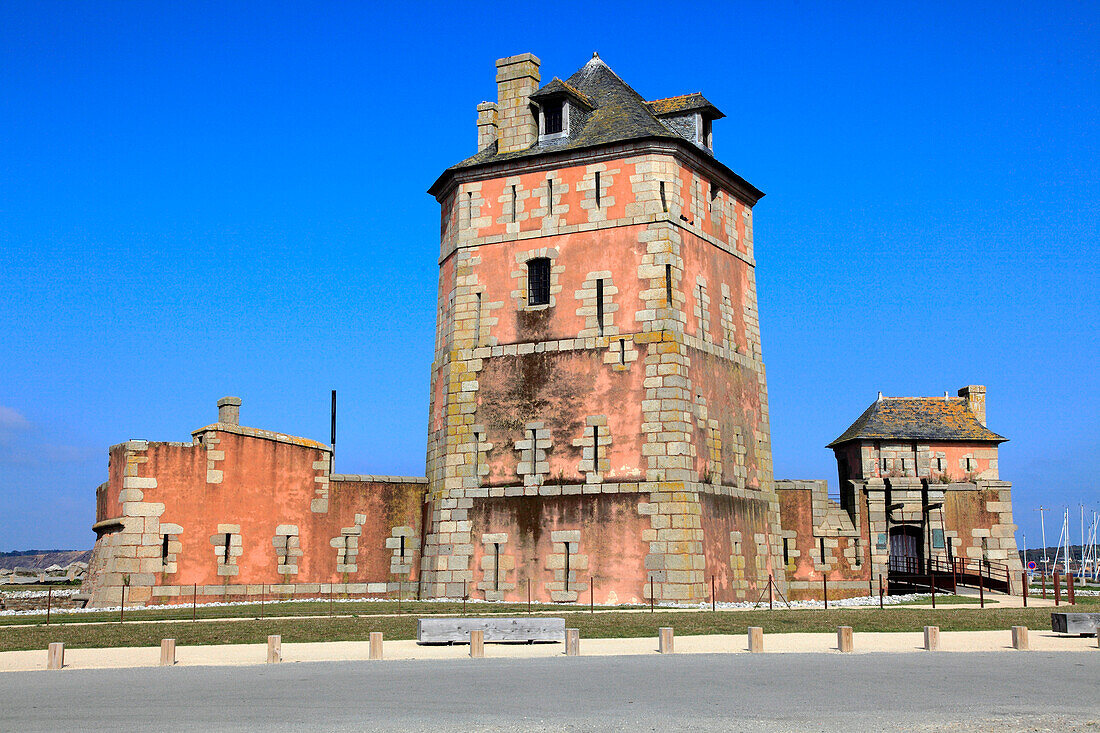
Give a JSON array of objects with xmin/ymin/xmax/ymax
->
[
  {"xmin": 889, "ymin": 594, "xmax": 984, "ymax": 606},
  {"xmin": 2, "ymin": 601, "xmax": 1098, "ymax": 653},
  {"xmin": 0, "ymin": 598, "xmax": 642, "ymax": 627}
]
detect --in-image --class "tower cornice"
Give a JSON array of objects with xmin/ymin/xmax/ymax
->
[{"xmin": 428, "ymin": 137, "xmax": 765, "ymax": 208}]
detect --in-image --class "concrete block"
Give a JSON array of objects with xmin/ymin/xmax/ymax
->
[
  {"xmin": 267, "ymin": 635, "xmax": 281, "ymax": 663},
  {"xmin": 748, "ymin": 626, "xmax": 764, "ymax": 653},
  {"xmin": 47, "ymin": 642, "xmax": 64, "ymax": 670},
  {"xmin": 160, "ymin": 638, "xmax": 176, "ymax": 666},
  {"xmin": 659, "ymin": 627, "xmax": 674, "ymax": 654},
  {"xmin": 565, "ymin": 628, "xmax": 580, "ymax": 656},
  {"xmin": 923, "ymin": 626, "xmax": 939, "ymax": 651},
  {"xmin": 1012, "ymin": 626, "xmax": 1029, "ymax": 650},
  {"xmin": 837, "ymin": 626, "xmax": 853, "ymax": 653}
]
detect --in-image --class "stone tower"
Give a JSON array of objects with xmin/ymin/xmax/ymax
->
[{"xmin": 421, "ymin": 53, "xmax": 785, "ymax": 603}]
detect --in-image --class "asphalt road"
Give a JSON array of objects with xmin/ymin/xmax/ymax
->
[{"xmin": 2, "ymin": 652, "xmax": 1097, "ymax": 732}]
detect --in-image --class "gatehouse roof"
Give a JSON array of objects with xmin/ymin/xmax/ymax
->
[{"xmin": 827, "ymin": 396, "xmax": 1006, "ymax": 448}]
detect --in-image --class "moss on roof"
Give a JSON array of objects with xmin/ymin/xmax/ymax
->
[
  {"xmin": 827, "ymin": 397, "xmax": 1006, "ymax": 448},
  {"xmin": 646, "ymin": 92, "xmax": 724, "ymax": 118}
]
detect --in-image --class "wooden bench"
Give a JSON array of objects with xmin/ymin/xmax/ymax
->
[
  {"xmin": 417, "ymin": 617, "xmax": 565, "ymax": 645},
  {"xmin": 1051, "ymin": 612, "xmax": 1100, "ymax": 636}
]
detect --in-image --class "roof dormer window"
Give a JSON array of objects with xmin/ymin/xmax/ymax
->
[
  {"xmin": 531, "ymin": 77, "xmax": 595, "ymax": 144},
  {"xmin": 539, "ymin": 100, "xmax": 567, "ymax": 140},
  {"xmin": 543, "ymin": 101, "xmax": 563, "ymax": 135}
]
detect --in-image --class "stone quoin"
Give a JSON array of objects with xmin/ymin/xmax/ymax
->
[{"xmin": 80, "ymin": 53, "xmax": 1023, "ymax": 607}]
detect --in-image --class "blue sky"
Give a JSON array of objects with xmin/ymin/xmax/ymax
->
[{"xmin": 1, "ymin": 1, "xmax": 1097, "ymax": 552}]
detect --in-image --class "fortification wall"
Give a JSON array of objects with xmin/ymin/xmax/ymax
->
[{"xmin": 81, "ymin": 424, "xmax": 426, "ymax": 608}]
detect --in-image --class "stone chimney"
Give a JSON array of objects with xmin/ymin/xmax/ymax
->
[
  {"xmin": 218, "ymin": 396, "xmax": 242, "ymax": 426},
  {"xmin": 495, "ymin": 53, "xmax": 540, "ymax": 153},
  {"xmin": 476, "ymin": 102, "xmax": 498, "ymax": 151},
  {"xmin": 957, "ymin": 385, "xmax": 986, "ymax": 426}
]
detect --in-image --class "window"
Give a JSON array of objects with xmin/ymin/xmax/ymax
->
[
  {"xmin": 594, "ymin": 172, "xmax": 601, "ymax": 208},
  {"xmin": 493, "ymin": 542, "xmax": 501, "ymax": 591},
  {"xmin": 161, "ymin": 534, "xmax": 170, "ymax": 565},
  {"xmin": 564, "ymin": 542, "xmax": 571, "ymax": 592},
  {"xmin": 819, "ymin": 537, "xmax": 826, "ymax": 564},
  {"xmin": 547, "ymin": 177, "xmax": 553, "ymax": 214},
  {"xmin": 592, "ymin": 425, "xmax": 601, "ymax": 473},
  {"xmin": 473, "ymin": 292, "xmax": 482, "ymax": 346},
  {"xmin": 472, "ymin": 431, "xmax": 480, "ymax": 481},
  {"xmin": 527, "ymin": 258, "xmax": 551, "ymax": 306},
  {"xmin": 659, "ymin": 181, "xmax": 667, "ymax": 212},
  {"xmin": 543, "ymin": 102, "xmax": 563, "ymax": 135},
  {"xmin": 665, "ymin": 264, "xmax": 673, "ymax": 306},
  {"xmin": 595, "ymin": 278, "xmax": 605, "ymax": 335},
  {"xmin": 782, "ymin": 538, "xmax": 790, "ymax": 565}
]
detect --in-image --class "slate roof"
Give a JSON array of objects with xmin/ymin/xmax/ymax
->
[
  {"xmin": 827, "ymin": 397, "xmax": 1006, "ymax": 448},
  {"xmin": 429, "ymin": 54, "xmax": 762, "ymax": 201},
  {"xmin": 646, "ymin": 92, "xmax": 724, "ymax": 119}
]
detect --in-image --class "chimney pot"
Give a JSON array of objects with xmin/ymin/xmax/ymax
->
[{"xmin": 217, "ymin": 396, "xmax": 242, "ymax": 426}]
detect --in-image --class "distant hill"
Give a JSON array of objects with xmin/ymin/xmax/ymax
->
[{"xmin": 0, "ymin": 550, "xmax": 92, "ymax": 570}]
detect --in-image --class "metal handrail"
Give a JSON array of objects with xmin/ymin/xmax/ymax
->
[{"xmin": 888, "ymin": 556, "xmax": 1010, "ymax": 584}]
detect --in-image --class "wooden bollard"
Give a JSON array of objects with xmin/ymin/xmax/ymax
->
[
  {"xmin": 160, "ymin": 638, "xmax": 176, "ymax": 666},
  {"xmin": 469, "ymin": 629, "xmax": 484, "ymax": 658},
  {"xmin": 267, "ymin": 634, "xmax": 282, "ymax": 663},
  {"xmin": 658, "ymin": 627, "xmax": 674, "ymax": 654},
  {"xmin": 47, "ymin": 642, "xmax": 64, "ymax": 670},
  {"xmin": 748, "ymin": 627, "xmax": 764, "ymax": 653},
  {"xmin": 837, "ymin": 626, "xmax": 853, "ymax": 653},
  {"xmin": 565, "ymin": 628, "xmax": 580, "ymax": 656},
  {"xmin": 923, "ymin": 626, "xmax": 939, "ymax": 651},
  {"xmin": 369, "ymin": 632, "xmax": 383, "ymax": 660},
  {"xmin": 1011, "ymin": 626, "xmax": 1029, "ymax": 650}
]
